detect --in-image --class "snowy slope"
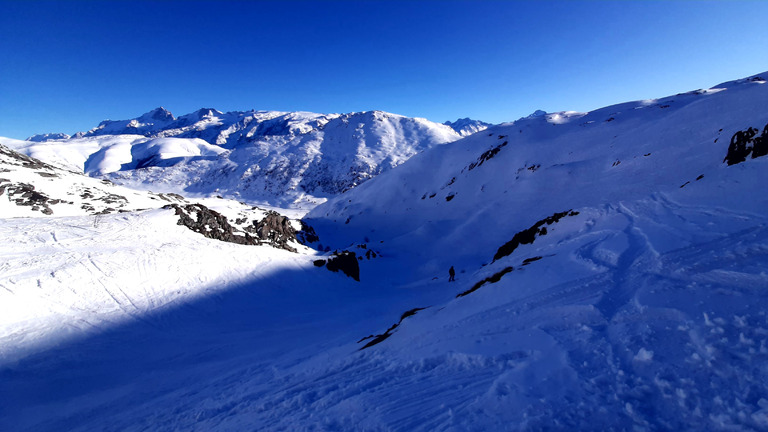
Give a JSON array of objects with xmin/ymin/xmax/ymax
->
[
  {"xmin": 2, "ymin": 72, "xmax": 768, "ymax": 431},
  {"xmin": 10, "ymin": 109, "xmax": 461, "ymax": 208},
  {"xmin": 0, "ymin": 140, "xmax": 175, "ymax": 217},
  {"xmin": 307, "ymin": 74, "xmax": 768, "ymax": 280},
  {"xmin": 0, "ymin": 142, "xmax": 317, "ymax": 362},
  {"xmin": 3, "ymin": 135, "xmax": 226, "ymax": 176}
]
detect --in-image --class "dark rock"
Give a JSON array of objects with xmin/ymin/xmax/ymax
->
[
  {"xmin": 493, "ymin": 210, "xmax": 579, "ymax": 262},
  {"xmin": 1, "ymin": 181, "xmax": 55, "ymax": 215},
  {"xmin": 457, "ymin": 267, "xmax": 514, "ymax": 298},
  {"xmin": 164, "ymin": 203, "xmax": 257, "ymax": 246},
  {"xmin": 522, "ymin": 256, "xmax": 543, "ymax": 265},
  {"xmin": 724, "ymin": 122, "xmax": 768, "ymax": 165},
  {"xmin": 466, "ymin": 141, "xmax": 508, "ymax": 171},
  {"xmin": 296, "ymin": 220, "xmax": 319, "ymax": 244},
  {"xmin": 752, "ymin": 124, "xmax": 768, "ymax": 159},
  {"xmin": 247, "ymin": 211, "xmax": 298, "ymax": 252},
  {"xmin": 157, "ymin": 192, "xmax": 185, "ymax": 202},
  {"xmin": 95, "ymin": 193, "xmax": 128, "ymax": 206},
  {"xmin": 323, "ymin": 251, "xmax": 360, "ymax": 281},
  {"xmin": 359, "ymin": 307, "xmax": 427, "ymax": 350},
  {"xmin": 313, "ymin": 260, "xmax": 326, "ymax": 267}
]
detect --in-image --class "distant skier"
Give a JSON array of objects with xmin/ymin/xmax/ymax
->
[{"xmin": 448, "ymin": 266, "xmax": 456, "ymax": 282}]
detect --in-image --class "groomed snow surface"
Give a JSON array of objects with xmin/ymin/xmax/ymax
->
[{"xmin": 2, "ymin": 73, "xmax": 768, "ymax": 431}]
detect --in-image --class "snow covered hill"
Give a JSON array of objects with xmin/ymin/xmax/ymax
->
[
  {"xmin": 308, "ymin": 74, "xmax": 768, "ymax": 277},
  {"xmin": 2, "ymin": 72, "xmax": 768, "ymax": 431},
  {"xmin": 0, "ymin": 139, "xmax": 311, "ymax": 248},
  {"xmin": 299, "ymin": 72, "xmax": 768, "ymax": 428},
  {"xmin": 9, "ymin": 109, "xmax": 461, "ymax": 208}
]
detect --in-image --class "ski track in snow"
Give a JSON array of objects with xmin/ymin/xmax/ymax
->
[{"xmin": 3, "ymin": 193, "xmax": 767, "ymax": 431}]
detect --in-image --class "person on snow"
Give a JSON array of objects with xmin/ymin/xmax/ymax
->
[{"xmin": 448, "ymin": 266, "xmax": 456, "ymax": 282}]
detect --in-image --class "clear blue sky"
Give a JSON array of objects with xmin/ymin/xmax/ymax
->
[{"xmin": 1, "ymin": 0, "xmax": 767, "ymax": 139}]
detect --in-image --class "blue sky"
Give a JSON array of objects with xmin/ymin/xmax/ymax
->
[{"xmin": 1, "ymin": 0, "xmax": 767, "ymax": 139}]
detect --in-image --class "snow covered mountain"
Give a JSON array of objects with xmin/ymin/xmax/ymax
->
[
  {"xmin": 12, "ymin": 109, "xmax": 461, "ymax": 208},
  {"xmin": 444, "ymin": 117, "xmax": 493, "ymax": 136},
  {"xmin": 27, "ymin": 132, "xmax": 71, "ymax": 142},
  {"xmin": 2, "ymin": 72, "xmax": 768, "ymax": 431},
  {"xmin": 0, "ymin": 138, "xmax": 311, "ymax": 250},
  {"xmin": 300, "ymin": 72, "xmax": 768, "ymax": 428}
]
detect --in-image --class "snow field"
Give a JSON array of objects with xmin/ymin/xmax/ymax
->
[{"xmin": 1, "ymin": 72, "xmax": 768, "ymax": 431}]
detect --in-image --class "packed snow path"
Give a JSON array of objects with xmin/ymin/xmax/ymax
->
[{"xmin": 2, "ymin": 193, "xmax": 768, "ymax": 431}]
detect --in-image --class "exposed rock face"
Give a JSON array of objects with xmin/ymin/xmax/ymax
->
[
  {"xmin": 247, "ymin": 211, "xmax": 298, "ymax": 252},
  {"xmin": 358, "ymin": 307, "xmax": 427, "ymax": 350},
  {"xmin": 0, "ymin": 180, "xmax": 57, "ymax": 215},
  {"xmin": 164, "ymin": 204, "xmax": 257, "ymax": 246},
  {"xmin": 296, "ymin": 221, "xmax": 319, "ymax": 245},
  {"xmin": 724, "ymin": 122, "xmax": 768, "ymax": 165},
  {"xmin": 493, "ymin": 210, "xmax": 580, "ymax": 262},
  {"xmin": 456, "ymin": 267, "xmax": 514, "ymax": 298},
  {"xmin": 464, "ymin": 140, "xmax": 508, "ymax": 172},
  {"xmin": 164, "ymin": 204, "xmax": 304, "ymax": 252}
]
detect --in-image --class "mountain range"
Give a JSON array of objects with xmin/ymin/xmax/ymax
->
[
  {"xmin": 17, "ymin": 109, "xmax": 490, "ymax": 208},
  {"xmin": 2, "ymin": 71, "xmax": 768, "ymax": 431}
]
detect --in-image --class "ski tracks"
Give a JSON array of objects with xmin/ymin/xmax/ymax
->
[{"xmin": 594, "ymin": 202, "xmax": 661, "ymax": 322}]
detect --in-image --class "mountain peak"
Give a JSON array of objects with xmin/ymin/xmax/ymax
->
[
  {"xmin": 195, "ymin": 108, "xmax": 222, "ymax": 118},
  {"xmin": 444, "ymin": 118, "xmax": 492, "ymax": 137},
  {"xmin": 525, "ymin": 109, "xmax": 547, "ymax": 118},
  {"xmin": 139, "ymin": 107, "xmax": 174, "ymax": 122}
]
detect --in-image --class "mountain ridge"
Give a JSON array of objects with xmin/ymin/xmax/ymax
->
[{"xmin": 10, "ymin": 108, "xmax": 462, "ymax": 208}]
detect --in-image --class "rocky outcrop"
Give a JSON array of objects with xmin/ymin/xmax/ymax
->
[
  {"xmin": 358, "ymin": 307, "xmax": 428, "ymax": 350},
  {"xmin": 724, "ymin": 122, "xmax": 768, "ymax": 165},
  {"xmin": 164, "ymin": 204, "xmax": 306, "ymax": 251},
  {"xmin": 164, "ymin": 204, "xmax": 257, "ymax": 246},
  {"xmin": 493, "ymin": 210, "xmax": 579, "ymax": 262},
  {"xmin": 246, "ymin": 211, "xmax": 298, "ymax": 252},
  {"xmin": 296, "ymin": 220, "xmax": 319, "ymax": 245},
  {"xmin": 456, "ymin": 267, "xmax": 514, "ymax": 298},
  {"xmin": 0, "ymin": 180, "xmax": 58, "ymax": 215},
  {"xmin": 464, "ymin": 140, "xmax": 508, "ymax": 172}
]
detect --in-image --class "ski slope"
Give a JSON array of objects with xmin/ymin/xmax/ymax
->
[{"xmin": 2, "ymin": 72, "xmax": 768, "ymax": 431}]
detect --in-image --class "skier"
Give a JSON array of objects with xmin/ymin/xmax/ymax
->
[{"xmin": 448, "ymin": 266, "xmax": 456, "ymax": 282}]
